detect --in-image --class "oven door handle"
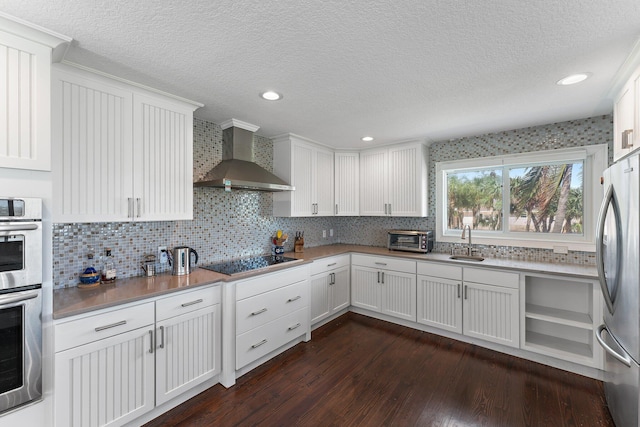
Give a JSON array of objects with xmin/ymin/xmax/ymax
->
[
  {"xmin": 0, "ymin": 289, "xmax": 39, "ymax": 306},
  {"xmin": 0, "ymin": 223, "xmax": 39, "ymax": 232}
]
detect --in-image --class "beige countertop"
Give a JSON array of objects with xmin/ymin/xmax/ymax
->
[{"xmin": 54, "ymin": 244, "xmax": 597, "ymax": 320}]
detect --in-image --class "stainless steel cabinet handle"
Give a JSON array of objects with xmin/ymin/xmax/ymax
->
[
  {"xmin": 158, "ymin": 325, "xmax": 165, "ymax": 349},
  {"xmin": 95, "ymin": 320, "xmax": 127, "ymax": 332},
  {"xmin": 596, "ymin": 324, "xmax": 631, "ymax": 367},
  {"xmin": 331, "ymin": 272, "xmax": 335, "ymax": 285},
  {"xmin": 388, "ymin": 204, "xmax": 392, "ymax": 215},
  {"xmin": 251, "ymin": 339, "xmax": 267, "ymax": 349},
  {"xmin": 457, "ymin": 283, "xmax": 461, "ymax": 298},
  {"xmin": 287, "ymin": 296, "xmax": 301, "ymax": 303},
  {"xmin": 377, "ymin": 271, "xmax": 380, "ymax": 283},
  {"xmin": 136, "ymin": 198, "xmax": 142, "ymax": 218},
  {"xmin": 381, "ymin": 272, "xmax": 385, "ymax": 284},
  {"xmin": 384, "ymin": 203, "xmax": 388, "ymax": 215},
  {"xmin": 327, "ymin": 262, "xmax": 337, "ymax": 267},
  {"xmin": 464, "ymin": 285, "xmax": 468, "ymax": 300},
  {"xmin": 128, "ymin": 198, "xmax": 133, "ymax": 218},
  {"xmin": 251, "ymin": 308, "xmax": 268, "ymax": 316},
  {"xmin": 0, "ymin": 223, "xmax": 38, "ymax": 232},
  {"xmin": 148, "ymin": 330, "xmax": 154, "ymax": 354},
  {"xmin": 181, "ymin": 298, "xmax": 204, "ymax": 307},
  {"xmin": 288, "ymin": 323, "xmax": 302, "ymax": 331},
  {"xmin": 335, "ymin": 204, "xmax": 338, "ymax": 215},
  {"xmin": 0, "ymin": 289, "xmax": 39, "ymax": 305},
  {"xmin": 374, "ymin": 262, "xmax": 387, "ymax": 266}
]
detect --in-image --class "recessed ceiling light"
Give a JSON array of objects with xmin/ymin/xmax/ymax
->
[
  {"xmin": 260, "ymin": 91, "xmax": 282, "ymax": 101},
  {"xmin": 361, "ymin": 136, "xmax": 374, "ymax": 142},
  {"xmin": 556, "ymin": 73, "xmax": 591, "ymax": 86}
]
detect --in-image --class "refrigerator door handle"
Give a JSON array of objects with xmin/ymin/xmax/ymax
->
[
  {"xmin": 596, "ymin": 183, "xmax": 620, "ymax": 315},
  {"xmin": 596, "ymin": 324, "xmax": 631, "ymax": 367}
]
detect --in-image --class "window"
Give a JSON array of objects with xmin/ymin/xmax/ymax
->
[{"xmin": 436, "ymin": 145, "xmax": 607, "ymax": 250}]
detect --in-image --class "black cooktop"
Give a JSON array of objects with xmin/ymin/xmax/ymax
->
[{"xmin": 200, "ymin": 255, "xmax": 298, "ymax": 276}]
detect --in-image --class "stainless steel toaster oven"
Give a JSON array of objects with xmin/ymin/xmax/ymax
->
[{"xmin": 387, "ymin": 230, "xmax": 434, "ymax": 253}]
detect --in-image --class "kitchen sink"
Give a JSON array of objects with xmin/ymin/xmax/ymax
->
[{"xmin": 449, "ymin": 255, "xmax": 485, "ymax": 262}]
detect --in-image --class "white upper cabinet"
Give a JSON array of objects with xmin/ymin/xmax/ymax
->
[
  {"xmin": 273, "ymin": 134, "xmax": 334, "ymax": 217},
  {"xmin": 51, "ymin": 64, "xmax": 201, "ymax": 222},
  {"xmin": 613, "ymin": 64, "xmax": 640, "ymax": 162},
  {"xmin": 334, "ymin": 152, "xmax": 359, "ymax": 216},
  {"xmin": 360, "ymin": 141, "xmax": 428, "ymax": 217},
  {"xmin": 0, "ymin": 13, "xmax": 71, "ymax": 171}
]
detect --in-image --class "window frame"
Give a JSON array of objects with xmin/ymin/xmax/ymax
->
[{"xmin": 435, "ymin": 144, "xmax": 607, "ymax": 251}]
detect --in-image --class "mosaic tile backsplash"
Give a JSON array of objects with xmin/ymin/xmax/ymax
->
[{"xmin": 53, "ymin": 115, "xmax": 612, "ymax": 288}]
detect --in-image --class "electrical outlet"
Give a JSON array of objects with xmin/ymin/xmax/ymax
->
[
  {"xmin": 322, "ymin": 230, "xmax": 327, "ymax": 238},
  {"xmin": 553, "ymin": 245, "xmax": 568, "ymax": 254},
  {"xmin": 330, "ymin": 229, "xmax": 334, "ymax": 237},
  {"xmin": 158, "ymin": 246, "xmax": 168, "ymax": 264}
]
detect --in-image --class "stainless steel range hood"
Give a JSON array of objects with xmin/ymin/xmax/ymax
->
[{"xmin": 194, "ymin": 119, "xmax": 294, "ymax": 192}]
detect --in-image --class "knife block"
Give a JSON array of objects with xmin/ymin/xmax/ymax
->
[{"xmin": 294, "ymin": 237, "xmax": 304, "ymax": 253}]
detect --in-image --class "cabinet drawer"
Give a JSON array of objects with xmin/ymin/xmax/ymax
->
[
  {"xmin": 311, "ymin": 254, "xmax": 350, "ymax": 275},
  {"xmin": 236, "ymin": 265, "xmax": 309, "ymax": 300},
  {"xmin": 55, "ymin": 302, "xmax": 155, "ymax": 352},
  {"xmin": 236, "ymin": 307, "xmax": 308, "ymax": 369},
  {"xmin": 463, "ymin": 267, "xmax": 519, "ymax": 288},
  {"xmin": 156, "ymin": 285, "xmax": 220, "ymax": 321},
  {"xmin": 236, "ymin": 280, "xmax": 308, "ymax": 335},
  {"xmin": 351, "ymin": 254, "xmax": 416, "ymax": 274},
  {"xmin": 417, "ymin": 262, "xmax": 462, "ymax": 280}
]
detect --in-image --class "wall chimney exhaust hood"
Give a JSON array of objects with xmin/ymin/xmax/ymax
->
[{"xmin": 194, "ymin": 119, "xmax": 294, "ymax": 192}]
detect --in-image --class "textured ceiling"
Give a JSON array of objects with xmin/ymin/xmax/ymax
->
[{"xmin": 2, "ymin": 0, "xmax": 640, "ymax": 148}]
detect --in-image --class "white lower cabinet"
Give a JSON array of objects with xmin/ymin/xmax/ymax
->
[
  {"xmin": 351, "ymin": 254, "xmax": 417, "ymax": 322},
  {"xmin": 235, "ymin": 267, "xmax": 310, "ymax": 371},
  {"xmin": 54, "ymin": 285, "xmax": 221, "ymax": 427},
  {"xmin": 417, "ymin": 263, "xmax": 519, "ymax": 348},
  {"xmin": 521, "ymin": 273, "xmax": 602, "ymax": 368},
  {"xmin": 310, "ymin": 255, "xmax": 351, "ymax": 325}
]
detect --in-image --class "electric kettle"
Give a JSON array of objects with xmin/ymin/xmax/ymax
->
[{"xmin": 171, "ymin": 246, "xmax": 198, "ymax": 275}]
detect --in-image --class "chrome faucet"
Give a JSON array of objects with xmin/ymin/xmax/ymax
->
[{"xmin": 461, "ymin": 225, "xmax": 472, "ymax": 255}]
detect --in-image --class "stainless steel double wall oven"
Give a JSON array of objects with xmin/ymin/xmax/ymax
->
[{"xmin": 0, "ymin": 197, "xmax": 43, "ymax": 413}]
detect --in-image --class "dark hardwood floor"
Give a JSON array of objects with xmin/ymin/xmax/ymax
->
[{"xmin": 144, "ymin": 312, "xmax": 615, "ymax": 427}]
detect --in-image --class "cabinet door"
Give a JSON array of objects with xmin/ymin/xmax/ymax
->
[
  {"xmin": 291, "ymin": 142, "xmax": 314, "ymax": 216},
  {"xmin": 387, "ymin": 143, "xmax": 427, "ymax": 217},
  {"xmin": 0, "ymin": 32, "xmax": 52, "ymax": 171},
  {"xmin": 334, "ymin": 152, "xmax": 359, "ymax": 216},
  {"xmin": 381, "ymin": 270, "xmax": 416, "ymax": 322},
  {"xmin": 359, "ymin": 148, "xmax": 388, "ymax": 216},
  {"xmin": 417, "ymin": 275, "xmax": 463, "ymax": 334},
  {"xmin": 462, "ymin": 281, "xmax": 519, "ymax": 348},
  {"xmin": 613, "ymin": 78, "xmax": 635, "ymax": 162},
  {"xmin": 330, "ymin": 266, "xmax": 351, "ymax": 313},
  {"xmin": 310, "ymin": 273, "xmax": 331, "ymax": 324},
  {"xmin": 52, "ymin": 67, "xmax": 134, "ymax": 222},
  {"xmin": 351, "ymin": 265, "xmax": 381, "ymax": 312},
  {"xmin": 155, "ymin": 304, "xmax": 221, "ymax": 406},
  {"xmin": 55, "ymin": 327, "xmax": 154, "ymax": 427},
  {"xmin": 133, "ymin": 93, "xmax": 194, "ymax": 221},
  {"xmin": 314, "ymin": 147, "xmax": 335, "ymax": 216}
]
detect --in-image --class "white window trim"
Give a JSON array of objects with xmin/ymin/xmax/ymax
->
[{"xmin": 435, "ymin": 144, "xmax": 608, "ymax": 251}]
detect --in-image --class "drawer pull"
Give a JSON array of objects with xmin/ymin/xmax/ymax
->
[
  {"xmin": 327, "ymin": 262, "xmax": 337, "ymax": 267},
  {"xmin": 251, "ymin": 339, "xmax": 267, "ymax": 349},
  {"xmin": 374, "ymin": 262, "xmax": 388, "ymax": 266},
  {"xmin": 287, "ymin": 296, "xmax": 301, "ymax": 303},
  {"xmin": 95, "ymin": 320, "xmax": 127, "ymax": 332},
  {"xmin": 288, "ymin": 323, "xmax": 302, "ymax": 331},
  {"xmin": 251, "ymin": 308, "xmax": 268, "ymax": 316},
  {"xmin": 159, "ymin": 325, "xmax": 165, "ymax": 349},
  {"xmin": 181, "ymin": 298, "xmax": 204, "ymax": 308}
]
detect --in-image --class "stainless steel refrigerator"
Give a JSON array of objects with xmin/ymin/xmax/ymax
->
[{"xmin": 596, "ymin": 152, "xmax": 640, "ymax": 427}]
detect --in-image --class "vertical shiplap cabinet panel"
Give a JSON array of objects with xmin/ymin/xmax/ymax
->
[
  {"xmin": 310, "ymin": 273, "xmax": 331, "ymax": 323},
  {"xmin": 155, "ymin": 304, "xmax": 221, "ymax": 406},
  {"xmin": 291, "ymin": 142, "xmax": 314, "ymax": 215},
  {"xmin": 315, "ymin": 147, "xmax": 335, "ymax": 215},
  {"xmin": 351, "ymin": 266, "xmax": 381, "ymax": 312},
  {"xmin": 331, "ymin": 266, "xmax": 351, "ymax": 312},
  {"xmin": 417, "ymin": 275, "xmax": 463, "ymax": 334},
  {"xmin": 0, "ymin": 31, "xmax": 52, "ymax": 170},
  {"xmin": 359, "ymin": 148, "xmax": 388, "ymax": 216},
  {"xmin": 133, "ymin": 93, "xmax": 194, "ymax": 221},
  {"xmin": 52, "ymin": 68, "xmax": 134, "ymax": 222},
  {"xmin": 381, "ymin": 271, "xmax": 417, "ymax": 321},
  {"xmin": 463, "ymin": 281, "xmax": 519, "ymax": 348},
  {"xmin": 334, "ymin": 152, "xmax": 359, "ymax": 216},
  {"xmin": 55, "ymin": 328, "xmax": 154, "ymax": 427}
]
